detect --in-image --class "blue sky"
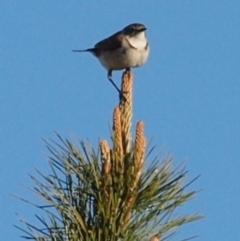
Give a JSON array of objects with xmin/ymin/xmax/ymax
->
[{"xmin": 1, "ymin": 1, "xmax": 240, "ymax": 240}]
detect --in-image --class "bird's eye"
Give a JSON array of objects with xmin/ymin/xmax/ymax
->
[
  {"xmin": 129, "ymin": 26, "xmax": 136, "ymax": 34},
  {"xmin": 124, "ymin": 25, "xmax": 136, "ymax": 35}
]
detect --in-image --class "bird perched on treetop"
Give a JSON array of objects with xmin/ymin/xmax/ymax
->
[{"xmin": 73, "ymin": 23, "xmax": 149, "ymax": 98}]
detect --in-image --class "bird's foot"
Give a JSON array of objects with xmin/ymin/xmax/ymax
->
[{"xmin": 107, "ymin": 70, "xmax": 129, "ymax": 103}]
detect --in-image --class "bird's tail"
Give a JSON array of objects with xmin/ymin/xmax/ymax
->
[
  {"xmin": 72, "ymin": 48, "xmax": 98, "ymax": 56},
  {"xmin": 72, "ymin": 49, "xmax": 87, "ymax": 52},
  {"xmin": 72, "ymin": 48, "xmax": 96, "ymax": 53}
]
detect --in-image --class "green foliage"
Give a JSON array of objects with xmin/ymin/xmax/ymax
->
[
  {"xmin": 15, "ymin": 71, "xmax": 201, "ymax": 241},
  {"xmin": 16, "ymin": 135, "xmax": 201, "ymax": 241}
]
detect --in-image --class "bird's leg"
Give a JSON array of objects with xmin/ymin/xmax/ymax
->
[
  {"xmin": 107, "ymin": 70, "xmax": 121, "ymax": 93},
  {"xmin": 107, "ymin": 70, "xmax": 126, "ymax": 102}
]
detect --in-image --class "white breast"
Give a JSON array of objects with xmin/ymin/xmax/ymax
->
[{"xmin": 127, "ymin": 31, "xmax": 147, "ymax": 49}]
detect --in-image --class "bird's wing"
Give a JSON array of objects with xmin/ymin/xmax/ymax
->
[{"xmin": 94, "ymin": 31, "xmax": 125, "ymax": 51}]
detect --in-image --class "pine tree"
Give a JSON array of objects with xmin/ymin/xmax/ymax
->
[{"xmin": 16, "ymin": 70, "xmax": 201, "ymax": 241}]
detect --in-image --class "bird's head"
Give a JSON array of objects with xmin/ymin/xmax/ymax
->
[
  {"xmin": 123, "ymin": 23, "xmax": 147, "ymax": 37},
  {"xmin": 123, "ymin": 23, "xmax": 148, "ymax": 49}
]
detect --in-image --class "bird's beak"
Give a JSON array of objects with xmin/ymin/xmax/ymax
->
[{"xmin": 138, "ymin": 27, "xmax": 147, "ymax": 32}]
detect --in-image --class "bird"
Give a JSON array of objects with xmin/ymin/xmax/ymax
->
[{"xmin": 73, "ymin": 23, "xmax": 149, "ymax": 98}]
